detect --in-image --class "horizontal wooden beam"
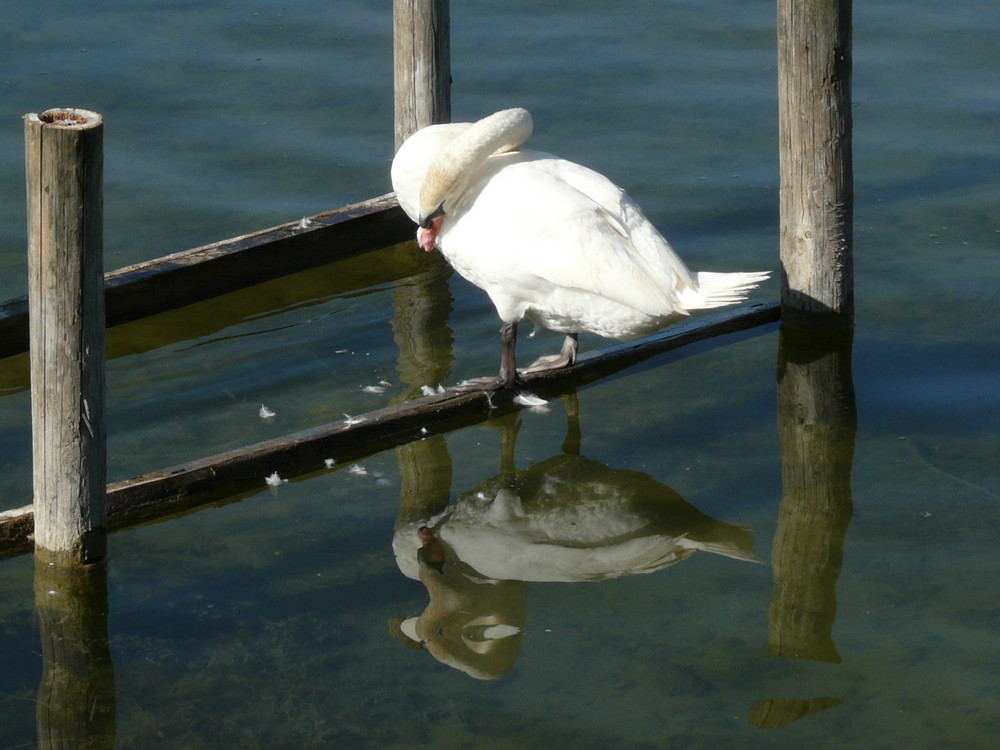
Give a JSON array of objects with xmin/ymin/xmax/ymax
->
[
  {"xmin": 0, "ymin": 301, "xmax": 778, "ymax": 559},
  {"xmin": 0, "ymin": 194, "xmax": 413, "ymax": 359}
]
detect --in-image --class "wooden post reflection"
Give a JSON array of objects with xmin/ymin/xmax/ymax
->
[
  {"xmin": 749, "ymin": 696, "xmax": 843, "ymax": 729},
  {"xmin": 769, "ymin": 326, "xmax": 856, "ymax": 663},
  {"xmin": 34, "ymin": 557, "xmax": 115, "ymax": 749},
  {"xmin": 392, "ymin": 249, "xmax": 455, "ymax": 526}
]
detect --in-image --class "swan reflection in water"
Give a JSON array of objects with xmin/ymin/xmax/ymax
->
[{"xmin": 391, "ymin": 396, "xmax": 760, "ymax": 680}]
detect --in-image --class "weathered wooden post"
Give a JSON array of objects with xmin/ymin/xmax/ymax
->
[
  {"xmin": 24, "ymin": 108, "xmax": 107, "ymax": 565},
  {"xmin": 777, "ymin": 0, "xmax": 854, "ymax": 330},
  {"xmin": 393, "ymin": 0, "xmax": 451, "ymax": 149}
]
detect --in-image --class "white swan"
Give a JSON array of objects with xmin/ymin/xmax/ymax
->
[{"xmin": 391, "ymin": 108, "xmax": 769, "ymax": 388}]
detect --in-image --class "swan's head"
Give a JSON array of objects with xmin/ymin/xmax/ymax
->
[
  {"xmin": 390, "ymin": 108, "xmax": 533, "ymax": 251},
  {"xmin": 391, "ymin": 123, "xmax": 471, "ymax": 225},
  {"xmin": 391, "ymin": 123, "xmax": 470, "ymax": 251}
]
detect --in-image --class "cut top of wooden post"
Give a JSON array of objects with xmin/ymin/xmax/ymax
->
[{"xmin": 26, "ymin": 108, "xmax": 103, "ymax": 130}]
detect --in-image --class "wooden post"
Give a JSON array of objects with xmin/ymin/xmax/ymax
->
[
  {"xmin": 777, "ymin": 0, "xmax": 854, "ymax": 330},
  {"xmin": 393, "ymin": 0, "xmax": 451, "ymax": 149},
  {"xmin": 24, "ymin": 108, "xmax": 107, "ymax": 565}
]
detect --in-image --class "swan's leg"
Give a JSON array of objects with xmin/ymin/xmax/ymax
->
[
  {"xmin": 454, "ymin": 320, "xmax": 521, "ymax": 391},
  {"xmin": 562, "ymin": 332, "xmax": 579, "ymax": 365},
  {"xmin": 522, "ymin": 333, "xmax": 579, "ymax": 374},
  {"xmin": 498, "ymin": 320, "xmax": 520, "ymax": 388}
]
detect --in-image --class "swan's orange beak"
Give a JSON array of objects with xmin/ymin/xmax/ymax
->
[{"xmin": 417, "ymin": 214, "xmax": 444, "ymax": 252}]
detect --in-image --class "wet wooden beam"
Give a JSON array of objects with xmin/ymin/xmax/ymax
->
[
  {"xmin": 0, "ymin": 193, "xmax": 413, "ymax": 359},
  {"xmin": 0, "ymin": 301, "xmax": 778, "ymax": 559}
]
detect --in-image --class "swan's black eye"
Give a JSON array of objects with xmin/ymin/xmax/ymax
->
[{"xmin": 420, "ymin": 204, "xmax": 446, "ymax": 228}]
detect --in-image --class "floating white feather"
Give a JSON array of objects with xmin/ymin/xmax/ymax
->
[{"xmin": 265, "ymin": 471, "xmax": 287, "ymax": 487}]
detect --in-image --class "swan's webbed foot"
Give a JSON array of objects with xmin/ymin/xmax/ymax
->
[
  {"xmin": 521, "ymin": 333, "xmax": 579, "ymax": 374},
  {"xmin": 454, "ymin": 375, "xmax": 511, "ymax": 392},
  {"xmin": 454, "ymin": 320, "xmax": 535, "ymax": 391},
  {"xmin": 521, "ymin": 353, "xmax": 571, "ymax": 373}
]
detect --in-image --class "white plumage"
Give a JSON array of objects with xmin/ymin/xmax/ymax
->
[{"xmin": 391, "ymin": 108, "xmax": 768, "ymax": 387}]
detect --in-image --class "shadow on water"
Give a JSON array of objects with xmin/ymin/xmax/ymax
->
[
  {"xmin": 388, "ymin": 395, "xmax": 762, "ymax": 680},
  {"xmin": 750, "ymin": 325, "xmax": 857, "ymax": 729}
]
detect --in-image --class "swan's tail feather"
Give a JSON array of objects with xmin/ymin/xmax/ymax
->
[
  {"xmin": 676, "ymin": 532, "xmax": 763, "ymax": 564},
  {"xmin": 683, "ymin": 270, "xmax": 771, "ymax": 311}
]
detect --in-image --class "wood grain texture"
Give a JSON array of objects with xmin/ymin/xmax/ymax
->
[
  {"xmin": 25, "ymin": 109, "xmax": 108, "ymax": 563},
  {"xmin": 778, "ymin": 0, "xmax": 854, "ymax": 329},
  {"xmin": 394, "ymin": 0, "xmax": 451, "ymax": 149}
]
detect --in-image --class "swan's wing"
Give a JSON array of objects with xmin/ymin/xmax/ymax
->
[
  {"xmin": 446, "ymin": 153, "xmax": 695, "ymax": 317},
  {"xmin": 544, "ymin": 156, "xmax": 700, "ymax": 295}
]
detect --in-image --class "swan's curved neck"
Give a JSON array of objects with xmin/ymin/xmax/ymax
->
[{"xmin": 418, "ymin": 108, "xmax": 533, "ymax": 224}]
